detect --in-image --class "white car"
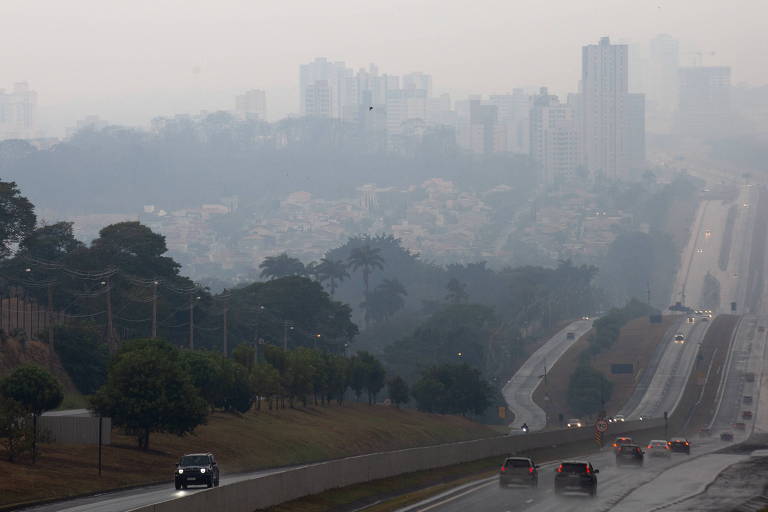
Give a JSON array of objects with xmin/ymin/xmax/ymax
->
[
  {"xmin": 674, "ymin": 334, "xmax": 686, "ymax": 344},
  {"xmin": 647, "ymin": 440, "xmax": 671, "ymax": 457}
]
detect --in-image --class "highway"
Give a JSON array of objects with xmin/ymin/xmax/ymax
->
[
  {"xmin": 392, "ymin": 315, "xmax": 767, "ymax": 512},
  {"xmin": 502, "ymin": 319, "xmax": 594, "ymax": 432}
]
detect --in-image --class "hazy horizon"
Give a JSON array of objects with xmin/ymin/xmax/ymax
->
[{"xmin": 2, "ymin": 0, "xmax": 766, "ymax": 136}]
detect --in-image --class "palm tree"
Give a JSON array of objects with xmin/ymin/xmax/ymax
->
[
  {"xmin": 259, "ymin": 253, "xmax": 306, "ymax": 280},
  {"xmin": 315, "ymin": 257, "xmax": 349, "ymax": 296},
  {"xmin": 348, "ymin": 245, "xmax": 385, "ymax": 299},
  {"xmin": 348, "ymin": 245, "xmax": 385, "ymax": 326},
  {"xmin": 364, "ymin": 278, "xmax": 408, "ymax": 323}
]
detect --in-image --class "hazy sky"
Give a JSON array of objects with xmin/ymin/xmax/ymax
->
[{"xmin": 1, "ymin": 0, "xmax": 765, "ymax": 135}]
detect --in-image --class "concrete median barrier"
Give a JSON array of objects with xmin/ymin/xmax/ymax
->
[{"xmin": 127, "ymin": 416, "xmax": 667, "ymax": 512}]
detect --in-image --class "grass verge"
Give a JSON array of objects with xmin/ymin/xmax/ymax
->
[{"xmin": 1, "ymin": 403, "xmax": 498, "ymax": 509}]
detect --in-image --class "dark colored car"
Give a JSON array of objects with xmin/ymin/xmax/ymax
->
[
  {"xmin": 554, "ymin": 461, "xmax": 598, "ymax": 497},
  {"xmin": 668, "ymin": 438, "xmax": 690, "ymax": 454},
  {"xmin": 721, "ymin": 431, "xmax": 734, "ymax": 441},
  {"xmin": 175, "ymin": 453, "xmax": 220, "ymax": 489},
  {"xmin": 566, "ymin": 332, "xmax": 576, "ymax": 340},
  {"xmin": 612, "ymin": 436, "xmax": 634, "ymax": 452},
  {"xmin": 615, "ymin": 444, "xmax": 644, "ymax": 467},
  {"xmin": 499, "ymin": 457, "xmax": 538, "ymax": 488}
]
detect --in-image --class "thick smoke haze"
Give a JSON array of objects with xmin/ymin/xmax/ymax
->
[{"xmin": 1, "ymin": 0, "xmax": 765, "ymax": 134}]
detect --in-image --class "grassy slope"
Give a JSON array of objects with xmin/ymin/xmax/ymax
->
[
  {"xmin": 1, "ymin": 403, "xmax": 498, "ymax": 508},
  {"xmin": 532, "ymin": 315, "xmax": 677, "ymax": 422}
]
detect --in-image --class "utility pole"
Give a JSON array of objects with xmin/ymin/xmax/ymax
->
[
  {"xmin": 222, "ymin": 305, "xmax": 228, "ymax": 357},
  {"xmin": 151, "ymin": 281, "xmax": 158, "ymax": 338},
  {"xmin": 103, "ymin": 280, "xmax": 115, "ymax": 354},
  {"xmin": 189, "ymin": 293, "xmax": 195, "ymax": 349},
  {"xmin": 47, "ymin": 283, "xmax": 54, "ymax": 350},
  {"xmin": 282, "ymin": 320, "xmax": 293, "ymax": 351}
]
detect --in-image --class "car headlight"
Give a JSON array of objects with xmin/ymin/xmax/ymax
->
[
  {"xmin": 200, "ymin": 468, "xmax": 206, "ymax": 473},
  {"xmin": 178, "ymin": 469, "xmax": 184, "ymax": 474}
]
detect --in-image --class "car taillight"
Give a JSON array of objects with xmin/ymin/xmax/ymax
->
[
  {"xmin": 585, "ymin": 467, "xmax": 591, "ymax": 474},
  {"xmin": 613, "ymin": 443, "xmax": 618, "ymax": 447},
  {"xmin": 500, "ymin": 466, "xmax": 506, "ymax": 472},
  {"xmin": 647, "ymin": 445, "xmax": 652, "ymax": 449},
  {"xmin": 529, "ymin": 467, "xmax": 534, "ymax": 474},
  {"xmin": 685, "ymin": 442, "xmax": 689, "ymax": 446},
  {"xmin": 557, "ymin": 465, "xmax": 563, "ymax": 473}
]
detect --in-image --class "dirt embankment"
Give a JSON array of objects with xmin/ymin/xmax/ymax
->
[
  {"xmin": 532, "ymin": 315, "xmax": 678, "ymax": 423},
  {"xmin": 0, "ymin": 337, "xmax": 78, "ymax": 395}
]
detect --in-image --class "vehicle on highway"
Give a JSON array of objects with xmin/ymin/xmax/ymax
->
[
  {"xmin": 174, "ymin": 453, "xmax": 220, "ymax": 489},
  {"xmin": 613, "ymin": 414, "xmax": 625, "ymax": 423},
  {"xmin": 612, "ymin": 436, "xmax": 634, "ymax": 452},
  {"xmin": 744, "ymin": 396, "xmax": 753, "ymax": 405},
  {"xmin": 566, "ymin": 418, "xmax": 583, "ymax": 428},
  {"xmin": 674, "ymin": 333, "xmax": 686, "ymax": 344},
  {"xmin": 615, "ymin": 444, "xmax": 644, "ymax": 467},
  {"xmin": 687, "ymin": 315, "xmax": 696, "ymax": 323},
  {"xmin": 647, "ymin": 440, "xmax": 671, "ymax": 458},
  {"xmin": 743, "ymin": 410, "xmax": 753, "ymax": 420},
  {"xmin": 554, "ymin": 461, "xmax": 598, "ymax": 497},
  {"xmin": 499, "ymin": 457, "xmax": 538, "ymax": 488},
  {"xmin": 701, "ymin": 316, "xmax": 709, "ymax": 322},
  {"xmin": 734, "ymin": 422, "xmax": 746, "ymax": 431},
  {"xmin": 668, "ymin": 438, "xmax": 691, "ymax": 454},
  {"xmin": 721, "ymin": 431, "xmax": 734, "ymax": 441}
]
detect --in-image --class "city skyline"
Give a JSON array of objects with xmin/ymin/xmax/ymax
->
[{"xmin": 1, "ymin": 0, "xmax": 763, "ymax": 136}]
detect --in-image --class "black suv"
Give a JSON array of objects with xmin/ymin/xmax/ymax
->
[
  {"xmin": 499, "ymin": 456, "xmax": 538, "ymax": 488},
  {"xmin": 554, "ymin": 461, "xmax": 599, "ymax": 497},
  {"xmin": 175, "ymin": 453, "xmax": 220, "ymax": 489},
  {"xmin": 668, "ymin": 438, "xmax": 691, "ymax": 454},
  {"xmin": 615, "ymin": 444, "xmax": 644, "ymax": 467}
]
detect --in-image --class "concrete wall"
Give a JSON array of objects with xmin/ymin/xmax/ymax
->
[
  {"xmin": 128, "ymin": 418, "xmax": 664, "ymax": 512},
  {"xmin": 39, "ymin": 416, "xmax": 111, "ymax": 445}
]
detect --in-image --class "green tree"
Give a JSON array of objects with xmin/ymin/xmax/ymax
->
[
  {"xmin": 54, "ymin": 325, "xmax": 108, "ymax": 395},
  {"xmin": 232, "ymin": 343, "xmax": 256, "ymax": 371},
  {"xmin": 314, "ymin": 257, "xmax": 350, "ymax": 296},
  {"xmin": 412, "ymin": 363, "xmax": 492, "ymax": 416},
  {"xmin": 364, "ymin": 278, "xmax": 407, "ymax": 323},
  {"xmin": 18, "ymin": 221, "xmax": 83, "ymax": 261},
  {"xmin": 387, "ymin": 376, "xmax": 409, "ymax": 408},
  {"xmin": 178, "ymin": 350, "xmax": 225, "ymax": 411},
  {"xmin": 0, "ymin": 364, "xmax": 63, "ymax": 463},
  {"xmin": 347, "ymin": 245, "xmax": 385, "ymax": 326},
  {"xmin": 445, "ymin": 278, "xmax": 469, "ymax": 304},
  {"xmin": 567, "ymin": 365, "xmax": 613, "ymax": 417},
  {"xmin": 325, "ymin": 353, "xmax": 350, "ymax": 405},
  {"xmin": 0, "ymin": 179, "xmax": 36, "ymax": 259},
  {"xmin": 259, "ymin": 252, "xmax": 306, "ymax": 280},
  {"xmin": 251, "ymin": 363, "xmax": 282, "ymax": 410},
  {"xmin": 90, "ymin": 339, "xmax": 207, "ymax": 450},
  {"xmin": 283, "ymin": 347, "xmax": 316, "ymax": 407},
  {"xmin": 217, "ymin": 358, "xmax": 253, "ymax": 413},
  {"xmin": 0, "ymin": 396, "xmax": 31, "ymax": 462}
]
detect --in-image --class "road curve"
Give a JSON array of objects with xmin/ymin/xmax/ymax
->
[{"xmin": 503, "ymin": 319, "xmax": 594, "ymax": 432}]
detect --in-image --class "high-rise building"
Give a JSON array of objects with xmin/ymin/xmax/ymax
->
[
  {"xmin": 677, "ymin": 66, "xmax": 731, "ymax": 135},
  {"xmin": 235, "ymin": 89, "xmax": 267, "ymax": 120},
  {"xmin": 402, "ymin": 72, "xmax": 433, "ymax": 97},
  {"xmin": 489, "ymin": 89, "xmax": 530, "ymax": 153},
  {"xmin": 304, "ymin": 80, "xmax": 334, "ymax": 118},
  {"xmin": 299, "ymin": 58, "xmax": 351, "ymax": 118},
  {"xmin": 580, "ymin": 37, "xmax": 644, "ymax": 180},
  {"xmin": 0, "ymin": 82, "xmax": 37, "ymax": 140},
  {"xmin": 530, "ymin": 88, "xmax": 579, "ymax": 185},
  {"xmin": 386, "ymin": 88, "xmax": 428, "ymax": 135},
  {"xmin": 625, "ymin": 93, "xmax": 646, "ymax": 168},
  {"xmin": 648, "ymin": 34, "xmax": 680, "ymax": 130}
]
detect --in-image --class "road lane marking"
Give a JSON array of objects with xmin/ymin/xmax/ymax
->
[{"xmin": 412, "ymin": 480, "xmax": 496, "ymax": 511}]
